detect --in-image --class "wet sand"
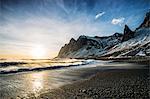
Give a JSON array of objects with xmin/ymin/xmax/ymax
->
[{"xmin": 37, "ymin": 66, "xmax": 149, "ymax": 99}]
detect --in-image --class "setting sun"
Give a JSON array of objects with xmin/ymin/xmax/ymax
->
[{"xmin": 31, "ymin": 45, "xmax": 47, "ymax": 59}]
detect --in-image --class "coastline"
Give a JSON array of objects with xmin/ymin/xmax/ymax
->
[
  {"xmin": 35, "ymin": 61, "xmax": 149, "ymax": 99},
  {"xmin": 1, "ymin": 59, "xmax": 149, "ymax": 98},
  {"xmin": 76, "ymin": 57, "xmax": 150, "ymax": 65}
]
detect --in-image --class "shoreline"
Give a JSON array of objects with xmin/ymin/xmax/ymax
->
[
  {"xmin": 75, "ymin": 57, "xmax": 150, "ymax": 65},
  {"xmin": 1, "ymin": 59, "xmax": 149, "ymax": 98},
  {"xmin": 35, "ymin": 62, "xmax": 149, "ymax": 99}
]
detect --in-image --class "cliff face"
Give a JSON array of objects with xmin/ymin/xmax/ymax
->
[
  {"xmin": 57, "ymin": 11, "xmax": 150, "ymax": 58},
  {"xmin": 121, "ymin": 25, "xmax": 134, "ymax": 42},
  {"xmin": 137, "ymin": 11, "xmax": 150, "ymax": 29},
  {"xmin": 58, "ymin": 36, "xmax": 89, "ymax": 58}
]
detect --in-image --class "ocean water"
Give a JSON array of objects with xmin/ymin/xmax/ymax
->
[
  {"xmin": 0, "ymin": 59, "xmax": 100, "ymax": 98},
  {"xmin": 0, "ymin": 59, "xmax": 146, "ymax": 98},
  {"xmin": 0, "ymin": 59, "xmax": 93, "ymax": 74}
]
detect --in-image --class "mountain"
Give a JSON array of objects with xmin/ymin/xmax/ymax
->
[
  {"xmin": 103, "ymin": 11, "xmax": 150, "ymax": 57},
  {"xmin": 103, "ymin": 28, "xmax": 150, "ymax": 57},
  {"xmin": 136, "ymin": 11, "xmax": 150, "ymax": 29},
  {"xmin": 57, "ymin": 11, "xmax": 150, "ymax": 58},
  {"xmin": 57, "ymin": 33, "xmax": 123, "ymax": 58},
  {"xmin": 121, "ymin": 25, "xmax": 134, "ymax": 42}
]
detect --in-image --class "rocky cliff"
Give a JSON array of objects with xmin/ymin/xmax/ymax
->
[
  {"xmin": 122, "ymin": 25, "xmax": 134, "ymax": 42},
  {"xmin": 137, "ymin": 11, "xmax": 150, "ymax": 29}
]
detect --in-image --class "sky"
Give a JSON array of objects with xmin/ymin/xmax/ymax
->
[{"xmin": 0, "ymin": 0, "xmax": 150, "ymax": 59}]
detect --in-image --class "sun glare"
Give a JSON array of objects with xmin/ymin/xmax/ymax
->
[{"xmin": 31, "ymin": 45, "xmax": 47, "ymax": 59}]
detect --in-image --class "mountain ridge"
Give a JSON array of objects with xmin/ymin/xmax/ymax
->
[{"xmin": 57, "ymin": 11, "xmax": 150, "ymax": 59}]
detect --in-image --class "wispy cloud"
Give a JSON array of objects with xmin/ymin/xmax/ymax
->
[
  {"xmin": 0, "ymin": 16, "xmax": 109, "ymax": 57},
  {"xmin": 111, "ymin": 17, "xmax": 125, "ymax": 26},
  {"xmin": 95, "ymin": 12, "xmax": 105, "ymax": 20}
]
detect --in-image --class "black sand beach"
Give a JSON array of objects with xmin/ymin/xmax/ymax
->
[
  {"xmin": 36, "ymin": 64, "xmax": 149, "ymax": 98},
  {"xmin": 0, "ymin": 60, "xmax": 149, "ymax": 99}
]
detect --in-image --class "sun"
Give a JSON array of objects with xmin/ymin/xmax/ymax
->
[{"xmin": 31, "ymin": 45, "xmax": 47, "ymax": 59}]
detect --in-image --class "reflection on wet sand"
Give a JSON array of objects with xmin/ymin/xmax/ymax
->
[{"xmin": 31, "ymin": 72, "xmax": 45, "ymax": 94}]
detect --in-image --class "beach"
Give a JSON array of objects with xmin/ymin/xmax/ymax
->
[
  {"xmin": 38, "ymin": 66, "xmax": 149, "ymax": 99},
  {"xmin": 0, "ymin": 59, "xmax": 149, "ymax": 99}
]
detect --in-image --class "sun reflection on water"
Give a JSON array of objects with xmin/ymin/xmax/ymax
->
[{"xmin": 30, "ymin": 72, "xmax": 45, "ymax": 94}]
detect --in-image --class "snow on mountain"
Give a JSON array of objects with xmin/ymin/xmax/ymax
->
[
  {"xmin": 57, "ymin": 33, "xmax": 123, "ymax": 58},
  {"xmin": 57, "ymin": 11, "xmax": 150, "ymax": 59},
  {"xmin": 136, "ymin": 51, "xmax": 146, "ymax": 56},
  {"xmin": 103, "ymin": 28, "xmax": 150, "ymax": 57},
  {"xmin": 102, "ymin": 11, "xmax": 150, "ymax": 57}
]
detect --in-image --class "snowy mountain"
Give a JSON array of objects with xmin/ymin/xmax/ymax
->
[
  {"xmin": 103, "ymin": 28, "xmax": 150, "ymax": 57},
  {"xmin": 57, "ymin": 33, "xmax": 123, "ymax": 58},
  {"xmin": 57, "ymin": 11, "xmax": 150, "ymax": 58},
  {"xmin": 103, "ymin": 11, "xmax": 150, "ymax": 57}
]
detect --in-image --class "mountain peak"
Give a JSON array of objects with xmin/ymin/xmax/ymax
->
[
  {"xmin": 69, "ymin": 38, "xmax": 76, "ymax": 44},
  {"xmin": 122, "ymin": 25, "xmax": 134, "ymax": 42},
  {"xmin": 78, "ymin": 35, "xmax": 87, "ymax": 39},
  {"xmin": 137, "ymin": 11, "xmax": 150, "ymax": 29}
]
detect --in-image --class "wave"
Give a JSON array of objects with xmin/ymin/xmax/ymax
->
[
  {"xmin": 0, "ymin": 62, "xmax": 27, "ymax": 67},
  {"xmin": 0, "ymin": 59, "xmax": 93, "ymax": 74}
]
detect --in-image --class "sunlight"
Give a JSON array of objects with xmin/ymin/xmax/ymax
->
[
  {"xmin": 31, "ymin": 45, "xmax": 47, "ymax": 59},
  {"xmin": 30, "ymin": 72, "xmax": 45, "ymax": 94}
]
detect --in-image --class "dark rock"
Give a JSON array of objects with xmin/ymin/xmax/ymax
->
[
  {"xmin": 136, "ymin": 11, "xmax": 150, "ymax": 30},
  {"xmin": 122, "ymin": 25, "xmax": 135, "ymax": 42},
  {"xmin": 57, "ymin": 35, "xmax": 89, "ymax": 58}
]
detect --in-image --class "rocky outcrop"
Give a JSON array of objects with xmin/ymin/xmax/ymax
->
[
  {"xmin": 137, "ymin": 11, "xmax": 150, "ymax": 29},
  {"xmin": 58, "ymin": 36, "xmax": 89, "ymax": 58},
  {"xmin": 122, "ymin": 25, "xmax": 134, "ymax": 42},
  {"xmin": 122, "ymin": 11, "xmax": 150, "ymax": 42}
]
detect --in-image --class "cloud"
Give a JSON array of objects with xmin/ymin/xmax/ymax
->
[
  {"xmin": 1, "ymin": 15, "xmax": 108, "ymax": 58},
  {"xmin": 111, "ymin": 17, "xmax": 125, "ymax": 26},
  {"xmin": 95, "ymin": 12, "xmax": 105, "ymax": 19}
]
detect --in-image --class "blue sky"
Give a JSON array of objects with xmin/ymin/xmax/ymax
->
[{"xmin": 0, "ymin": 0, "xmax": 150, "ymax": 58}]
